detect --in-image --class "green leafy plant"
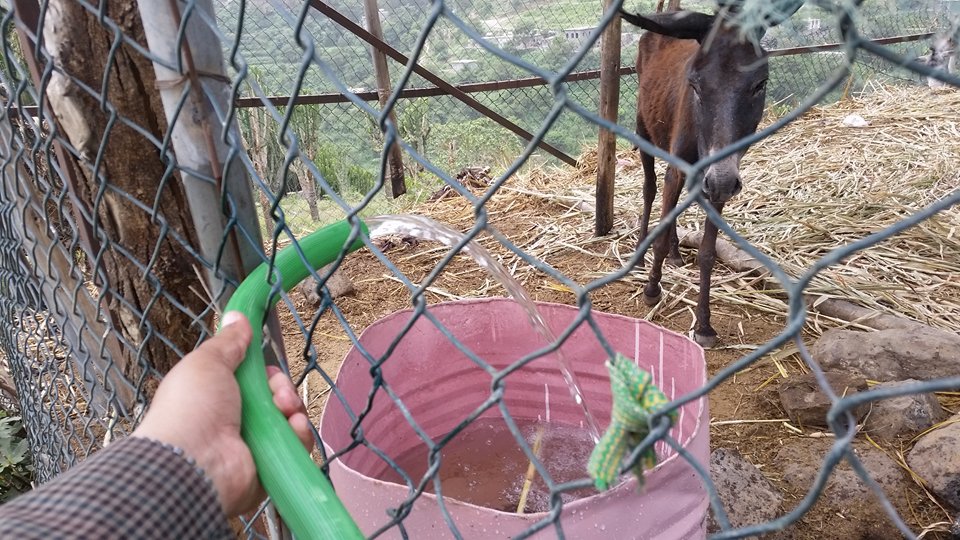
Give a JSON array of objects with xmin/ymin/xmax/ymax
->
[{"xmin": 0, "ymin": 411, "xmax": 32, "ymax": 502}]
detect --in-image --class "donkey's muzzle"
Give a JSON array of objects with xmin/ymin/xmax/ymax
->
[
  {"xmin": 703, "ymin": 156, "xmax": 743, "ymax": 203},
  {"xmin": 703, "ymin": 174, "xmax": 742, "ymax": 203}
]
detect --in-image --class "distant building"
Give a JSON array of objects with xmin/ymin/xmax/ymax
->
[{"xmin": 564, "ymin": 26, "xmax": 595, "ymax": 44}]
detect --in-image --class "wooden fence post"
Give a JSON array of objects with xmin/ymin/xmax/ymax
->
[
  {"xmin": 595, "ymin": 0, "xmax": 621, "ymax": 236},
  {"xmin": 656, "ymin": 1, "xmax": 682, "ymax": 12},
  {"xmin": 363, "ymin": 0, "xmax": 406, "ymax": 198}
]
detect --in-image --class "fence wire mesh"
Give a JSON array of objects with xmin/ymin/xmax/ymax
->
[
  {"xmin": 220, "ymin": 0, "xmax": 952, "ymax": 230},
  {"xmin": 0, "ymin": 0, "xmax": 959, "ymax": 538}
]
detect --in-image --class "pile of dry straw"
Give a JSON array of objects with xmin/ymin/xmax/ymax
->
[{"xmin": 417, "ymin": 84, "xmax": 960, "ymax": 338}]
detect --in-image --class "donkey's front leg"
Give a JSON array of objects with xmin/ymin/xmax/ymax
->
[
  {"xmin": 694, "ymin": 202, "xmax": 724, "ymax": 348},
  {"xmin": 643, "ymin": 167, "xmax": 682, "ymax": 305}
]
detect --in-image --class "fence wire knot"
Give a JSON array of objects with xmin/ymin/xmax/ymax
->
[
  {"xmin": 1, "ymin": 0, "xmax": 957, "ymax": 536},
  {"xmin": 587, "ymin": 354, "xmax": 676, "ymax": 491}
]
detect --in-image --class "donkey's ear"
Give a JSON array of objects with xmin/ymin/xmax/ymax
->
[
  {"xmin": 620, "ymin": 10, "xmax": 716, "ymax": 42},
  {"xmin": 761, "ymin": 0, "xmax": 804, "ymax": 29}
]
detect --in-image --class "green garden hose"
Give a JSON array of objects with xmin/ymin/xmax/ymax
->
[{"xmin": 222, "ymin": 219, "xmax": 368, "ymax": 540}]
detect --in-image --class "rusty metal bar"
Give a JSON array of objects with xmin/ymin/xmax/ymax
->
[
  {"xmin": 227, "ymin": 31, "xmax": 932, "ymax": 107},
  {"xmin": 231, "ymin": 66, "xmax": 638, "ymax": 107},
  {"xmin": 308, "ymin": 0, "xmax": 578, "ymax": 167},
  {"xmin": 769, "ymin": 32, "xmax": 933, "ymax": 57},
  {"xmin": 12, "ymin": 32, "xmax": 932, "ymax": 117}
]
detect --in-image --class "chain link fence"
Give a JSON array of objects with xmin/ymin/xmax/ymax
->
[
  {"xmin": 219, "ymin": 0, "xmax": 952, "ymax": 230},
  {"xmin": 0, "ymin": 0, "xmax": 959, "ymax": 537}
]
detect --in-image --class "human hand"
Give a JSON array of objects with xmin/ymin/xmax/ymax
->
[{"xmin": 133, "ymin": 311, "xmax": 313, "ymax": 516}]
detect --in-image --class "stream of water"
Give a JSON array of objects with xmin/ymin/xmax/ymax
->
[{"xmin": 366, "ymin": 214, "xmax": 602, "ymax": 444}]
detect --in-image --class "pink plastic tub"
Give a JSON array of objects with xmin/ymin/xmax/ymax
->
[{"xmin": 319, "ymin": 298, "xmax": 709, "ymax": 539}]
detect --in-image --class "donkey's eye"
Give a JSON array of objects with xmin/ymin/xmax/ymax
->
[{"xmin": 754, "ymin": 79, "xmax": 768, "ymax": 95}]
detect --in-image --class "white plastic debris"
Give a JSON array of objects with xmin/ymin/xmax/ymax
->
[{"xmin": 842, "ymin": 114, "xmax": 870, "ymax": 127}]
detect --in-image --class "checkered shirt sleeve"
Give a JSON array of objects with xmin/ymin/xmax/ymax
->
[{"xmin": 0, "ymin": 436, "xmax": 233, "ymax": 539}]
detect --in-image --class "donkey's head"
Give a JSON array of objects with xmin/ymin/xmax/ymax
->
[
  {"xmin": 925, "ymin": 34, "xmax": 957, "ymax": 70},
  {"xmin": 622, "ymin": 8, "xmax": 795, "ymax": 203}
]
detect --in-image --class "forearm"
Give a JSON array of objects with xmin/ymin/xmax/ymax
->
[{"xmin": 0, "ymin": 437, "xmax": 233, "ymax": 539}]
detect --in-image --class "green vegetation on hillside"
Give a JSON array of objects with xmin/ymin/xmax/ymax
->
[{"xmin": 221, "ymin": 0, "xmax": 945, "ymax": 232}]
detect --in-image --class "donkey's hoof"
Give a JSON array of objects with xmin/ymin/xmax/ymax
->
[
  {"xmin": 642, "ymin": 292, "xmax": 661, "ymax": 306},
  {"xmin": 666, "ymin": 255, "xmax": 685, "ymax": 267},
  {"xmin": 693, "ymin": 331, "xmax": 718, "ymax": 349}
]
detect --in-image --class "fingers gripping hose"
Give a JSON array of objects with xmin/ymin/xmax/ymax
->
[{"xmin": 222, "ymin": 220, "xmax": 367, "ymax": 539}]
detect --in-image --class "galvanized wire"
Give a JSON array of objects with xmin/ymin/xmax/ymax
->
[{"xmin": 0, "ymin": 0, "xmax": 957, "ymax": 538}]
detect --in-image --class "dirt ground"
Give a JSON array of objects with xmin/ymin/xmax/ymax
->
[{"xmin": 269, "ymin": 161, "xmax": 952, "ymax": 539}]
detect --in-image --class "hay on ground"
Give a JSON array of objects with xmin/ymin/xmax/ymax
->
[{"xmin": 430, "ymin": 84, "xmax": 960, "ymax": 338}]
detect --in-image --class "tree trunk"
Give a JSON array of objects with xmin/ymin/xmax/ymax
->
[
  {"xmin": 301, "ymin": 175, "xmax": 320, "ymax": 222},
  {"xmin": 41, "ymin": 0, "xmax": 210, "ymax": 380},
  {"xmin": 241, "ymin": 107, "xmax": 275, "ymax": 232}
]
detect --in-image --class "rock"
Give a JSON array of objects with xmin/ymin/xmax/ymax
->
[
  {"xmin": 826, "ymin": 446, "xmax": 906, "ymax": 505},
  {"xmin": 775, "ymin": 439, "xmax": 830, "ymax": 492},
  {"xmin": 777, "ymin": 372, "xmax": 868, "ymax": 428},
  {"xmin": 908, "ymin": 414, "xmax": 960, "ymax": 510},
  {"xmin": 296, "ymin": 264, "xmax": 355, "ymax": 305},
  {"xmin": 777, "ymin": 439, "xmax": 916, "ymax": 539},
  {"xmin": 863, "ymin": 379, "xmax": 947, "ymax": 441},
  {"xmin": 372, "ymin": 234, "xmax": 419, "ymax": 252},
  {"xmin": 812, "ymin": 327, "xmax": 960, "ymax": 382},
  {"xmin": 708, "ymin": 448, "xmax": 783, "ymax": 533},
  {"xmin": 778, "ymin": 439, "xmax": 906, "ymax": 497}
]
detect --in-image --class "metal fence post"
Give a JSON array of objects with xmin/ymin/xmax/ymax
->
[{"xmin": 134, "ymin": 0, "xmax": 288, "ymax": 361}]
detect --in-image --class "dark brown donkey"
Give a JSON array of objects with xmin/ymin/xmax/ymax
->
[{"xmin": 620, "ymin": 7, "xmax": 797, "ymax": 348}]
